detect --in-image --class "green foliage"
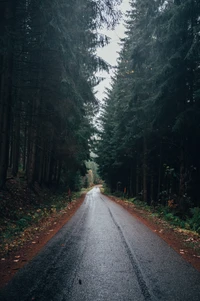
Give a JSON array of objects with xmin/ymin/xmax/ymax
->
[
  {"xmin": 111, "ymin": 190, "xmax": 124, "ymax": 198},
  {"xmin": 126, "ymin": 198, "xmax": 199, "ymax": 233},
  {"xmin": 83, "ymin": 176, "xmax": 89, "ymax": 189},
  {"xmin": 101, "ymin": 184, "xmax": 111, "ymax": 195},
  {"xmin": 86, "ymin": 160, "xmax": 101, "ymax": 184},
  {"xmin": 131, "ymin": 199, "xmax": 152, "ymax": 212},
  {"xmin": 189, "ymin": 208, "xmax": 200, "ymax": 233},
  {"xmin": 96, "ymin": 0, "xmax": 200, "ymax": 230},
  {"xmin": 16, "ymin": 217, "xmax": 32, "ymax": 231},
  {"xmin": 73, "ymin": 172, "xmax": 83, "ymax": 192},
  {"xmin": 0, "ymin": 0, "xmax": 122, "ymax": 190}
]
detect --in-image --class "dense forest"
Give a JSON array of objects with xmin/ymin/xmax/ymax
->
[
  {"xmin": 97, "ymin": 0, "xmax": 200, "ymax": 216},
  {"xmin": 1, "ymin": 0, "xmax": 200, "ymax": 220},
  {"xmin": 0, "ymin": 0, "xmax": 121, "ymax": 191}
]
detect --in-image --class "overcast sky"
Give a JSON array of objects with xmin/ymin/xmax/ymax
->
[{"xmin": 95, "ymin": 0, "xmax": 131, "ymax": 101}]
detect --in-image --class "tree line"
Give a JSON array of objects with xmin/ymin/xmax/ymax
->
[
  {"xmin": 97, "ymin": 0, "xmax": 200, "ymax": 215},
  {"xmin": 0, "ymin": 0, "xmax": 121, "ymax": 190}
]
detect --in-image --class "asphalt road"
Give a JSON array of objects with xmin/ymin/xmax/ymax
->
[{"xmin": 1, "ymin": 187, "xmax": 200, "ymax": 301}]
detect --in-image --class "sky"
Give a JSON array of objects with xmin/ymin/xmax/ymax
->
[{"xmin": 95, "ymin": 0, "xmax": 131, "ymax": 101}]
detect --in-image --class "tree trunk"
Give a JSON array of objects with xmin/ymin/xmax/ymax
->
[
  {"xmin": 0, "ymin": 1, "xmax": 15, "ymax": 188},
  {"xmin": 12, "ymin": 95, "xmax": 21, "ymax": 176},
  {"xmin": 23, "ymin": 123, "xmax": 27, "ymax": 171},
  {"xmin": 56, "ymin": 160, "xmax": 62, "ymax": 186},
  {"xmin": 129, "ymin": 163, "xmax": 133, "ymax": 197},
  {"xmin": 179, "ymin": 140, "xmax": 185, "ymax": 207},
  {"xmin": 143, "ymin": 134, "xmax": 147, "ymax": 203},
  {"xmin": 157, "ymin": 141, "xmax": 162, "ymax": 201},
  {"xmin": 27, "ymin": 97, "xmax": 39, "ymax": 187},
  {"xmin": 150, "ymin": 175, "xmax": 154, "ymax": 206},
  {"xmin": 38, "ymin": 138, "xmax": 45, "ymax": 185}
]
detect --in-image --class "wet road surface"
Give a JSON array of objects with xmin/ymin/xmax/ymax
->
[{"xmin": 1, "ymin": 187, "xmax": 200, "ymax": 301}]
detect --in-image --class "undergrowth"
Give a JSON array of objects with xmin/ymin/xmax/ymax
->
[
  {"xmin": 0, "ymin": 179, "xmax": 86, "ymax": 254},
  {"xmin": 128, "ymin": 198, "xmax": 200, "ymax": 234},
  {"xmin": 102, "ymin": 185, "xmax": 200, "ymax": 234}
]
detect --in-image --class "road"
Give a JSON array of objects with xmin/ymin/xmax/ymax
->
[{"xmin": 1, "ymin": 187, "xmax": 200, "ymax": 301}]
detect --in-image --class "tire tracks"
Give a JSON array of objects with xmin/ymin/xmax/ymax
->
[{"xmin": 107, "ymin": 205, "xmax": 152, "ymax": 301}]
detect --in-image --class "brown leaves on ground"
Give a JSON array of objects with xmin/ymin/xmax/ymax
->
[
  {"xmin": 0, "ymin": 178, "xmax": 81, "ymax": 257},
  {"xmin": 0, "ymin": 194, "xmax": 85, "ymax": 289}
]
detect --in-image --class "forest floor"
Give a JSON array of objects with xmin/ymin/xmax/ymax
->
[
  {"xmin": 0, "ymin": 192, "xmax": 85, "ymax": 288},
  {"xmin": 0, "ymin": 177, "xmax": 87, "ymax": 289},
  {"xmin": 0, "ymin": 186, "xmax": 200, "ymax": 289}
]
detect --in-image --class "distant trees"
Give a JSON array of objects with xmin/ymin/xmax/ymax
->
[
  {"xmin": 84, "ymin": 160, "xmax": 100, "ymax": 187},
  {"xmin": 0, "ymin": 0, "xmax": 121, "ymax": 189},
  {"xmin": 97, "ymin": 0, "xmax": 200, "ymax": 214}
]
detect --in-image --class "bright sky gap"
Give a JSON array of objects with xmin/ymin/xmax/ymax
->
[{"xmin": 95, "ymin": 0, "xmax": 131, "ymax": 101}]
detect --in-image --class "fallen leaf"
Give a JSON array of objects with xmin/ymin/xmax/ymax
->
[
  {"xmin": 185, "ymin": 238, "xmax": 194, "ymax": 242},
  {"xmin": 13, "ymin": 259, "xmax": 19, "ymax": 263},
  {"xmin": 192, "ymin": 254, "xmax": 200, "ymax": 258},
  {"xmin": 32, "ymin": 241, "xmax": 36, "ymax": 244}
]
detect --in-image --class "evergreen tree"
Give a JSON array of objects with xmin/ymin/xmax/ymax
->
[
  {"xmin": 97, "ymin": 0, "xmax": 200, "ymax": 214},
  {"xmin": 0, "ymin": 0, "xmax": 122, "ymax": 190}
]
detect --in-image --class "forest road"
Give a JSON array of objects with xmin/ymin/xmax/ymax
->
[{"xmin": 1, "ymin": 187, "xmax": 200, "ymax": 301}]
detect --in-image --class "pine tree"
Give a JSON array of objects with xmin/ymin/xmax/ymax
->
[
  {"xmin": 0, "ymin": 0, "xmax": 122, "ymax": 190},
  {"xmin": 97, "ymin": 0, "xmax": 200, "ymax": 213}
]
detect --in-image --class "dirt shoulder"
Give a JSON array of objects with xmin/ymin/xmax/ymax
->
[
  {"xmin": 0, "ymin": 194, "xmax": 85, "ymax": 289},
  {"xmin": 107, "ymin": 195, "xmax": 200, "ymax": 272}
]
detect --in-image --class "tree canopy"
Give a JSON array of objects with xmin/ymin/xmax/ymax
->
[
  {"xmin": 97, "ymin": 0, "xmax": 200, "ymax": 214},
  {"xmin": 0, "ymin": 0, "xmax": 121, "ymax": 190}
]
